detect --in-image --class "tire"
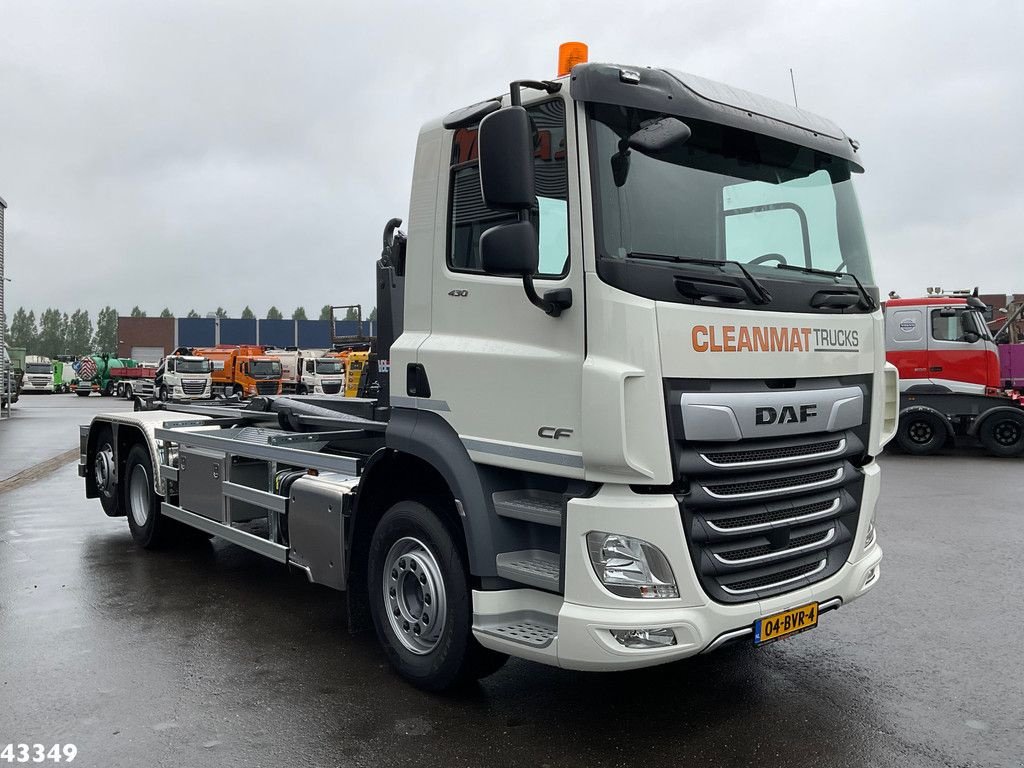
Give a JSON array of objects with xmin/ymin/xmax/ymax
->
[
  {"xmin": 978, "ymin": 411, "xmax": 1024, "ymax": 457},
  {"xmin": 93, "ymin": 432, "xmax": 123, "ymax": 517},
  {"xmin": 124, "ymin": 444, "xmax": 172, "ymax": 548},
  {"xmin": 895, "ymin": 411, "xmax": 948, "ymax": 455},
  {"xmin": 368, "ymin": 499, "xmax": 507, "ymax": 691},
  {"xmin": 233, "ymin": 385, "xmax": 244, "ymax": 398},
  {"xmin": 123, "ymin": 384, "xmax": 133, "ymax": 400},
  {"xmin": 159, "ymin": 385, "xmax": 168, "ymax": 402}
]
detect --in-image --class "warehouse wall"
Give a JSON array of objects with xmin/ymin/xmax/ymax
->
[
  {"xmin": 117, "ymin": 317, "xmax": 175, "ymax": 360},
  {"xmin": 116, "ymin": 316, "xmax": 376, "ymax": 358}
]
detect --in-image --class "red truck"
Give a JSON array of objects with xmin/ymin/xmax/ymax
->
[{"xmin": 885, "ymin": 292, "xmax": 1024, "ymax": 456}]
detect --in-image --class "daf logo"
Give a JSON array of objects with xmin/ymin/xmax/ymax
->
[{"xmin": 755, "ymin": 404, "xmax": 818, "ymax": 425}]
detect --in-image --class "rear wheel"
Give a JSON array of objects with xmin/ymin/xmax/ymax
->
[
  {"xmin": 368, "ymin": 499, "xmax": 507, "ymax": 691},
  {"xmin": 978, "ymin": 411, "xmax": 1024, "ymax": 457},
  {"xmin": 896, "ymin": 411, "xmax": 948, "ymax": 455},
  {"xmin": 124, "ymin": 444, "xmax": 172, "ymax": 548}
]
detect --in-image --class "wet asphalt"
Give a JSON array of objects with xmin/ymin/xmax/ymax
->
[{"xmin": 0, "ymin": 396, "xmax": 1021, "ymax": 768}]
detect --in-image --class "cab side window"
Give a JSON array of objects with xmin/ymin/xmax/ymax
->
[
  {"xmin": 931, "ymin": 311, "xmax": 964, "ymax": 342},
  {"xmin": 448, "ymin": 99, "xmax": 569, "ymax": 278}
]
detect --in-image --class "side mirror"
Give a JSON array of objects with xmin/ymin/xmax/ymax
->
[
  {"xmin": 480, "ymin": 221, "xmax": 538, "ymax": 276},
  {"xmin": 478, "ymin": 107, "xmax": 535, "ymax": 210},
  {"xmin": 963, "ymin": 331, "xmax": 981, "ymax": 344}
]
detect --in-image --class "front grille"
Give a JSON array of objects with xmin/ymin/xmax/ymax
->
[
  {"xmin": 181, "ymin": 379, "xmax": 206, "ymax": 395},
  {"xmin": 720, "ymin": 559, "xmax": 827, "ymax": 595},
  {"xmin": 708, "ymin": 497, "xmax": 839, "ymax": 531},
  {"xmin": 322, "ymin": 381, "xmax": 342, "ymax": 395},
  {"xmin": 701, "ymin": 438, "xmax": 842, "ymax": 467},
  {"xmin": 256, "ymin": 381, "xmax": 278, "ymax": 395},
  {"xmin": 666, "ymin": 375, "xmax": 872, "ymax": 605},
  {"xmin": 704, "ymin": 468, "xmax": 841, "ymax": 499}
]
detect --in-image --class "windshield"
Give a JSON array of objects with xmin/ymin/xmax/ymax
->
[
  {"xmin": 315, "ymin": 360, "xmax": 343, "ymax": 375},
  {"xmin": 177, "ymin": 359, "xmax": 210, "ymax": 374},
  {"xmin": 964, "ymin": 310, "xmax": 993, "ymax": 340},
  {"xmin": 27, "ymin": 363, "xmax": 53, "ymax": 374},
  {"xmin": 588, "ymin": 104, "xmax": 874, "ymax": 301},
  {"xmin": 251, "ymin": 360, "xmax": 281, "ymax": 378}
]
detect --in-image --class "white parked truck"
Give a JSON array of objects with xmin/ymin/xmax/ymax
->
[
  {"xmin": 79, "ymin": 56, "xmax": 897, "ymax": 690},
  {"xmin": 268, "ymin": 348, "xmax": 347, "ymax": 395},
  {"xmin": 154, "ymin": 352, "xmax": 213, "ymax": 400},
  {"xmin": 23, "ymin": 355, "xmax": 60, "ymax": 393}
]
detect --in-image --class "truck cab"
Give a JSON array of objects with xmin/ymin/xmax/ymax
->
[
  {"xmin": 299, "ymin": 354, "xmax": 345, "ymax": 395},
  {"xmin": 196, "ymin": 345, "xmax": 283, "ymax": 398},
  {"xmin": 23, "ymin": 357, "xmax": 56, "ymax": 393},
  {"xmin": 885, "ymin": 295, "xmax": 1000, "ymax": 394},
  {"xmin": 156, "ymin": 354, "xmax": 213, "ymax": 400}
]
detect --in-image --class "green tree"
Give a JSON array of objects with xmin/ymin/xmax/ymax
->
[
  {"xmin": 37, "ymin": 308, "xmax": 64, "ymax": 358},
  {"xmin": 241, "ymin": 306, "xmax": 255, "ymax": 319},
  {"xmin": 215, "ymin": 307, "xmax": 228, "ymax": 319},
  {"xmin": 92, "ymin": 306, "xmax": 119, "ymax": 354},
  {"xmin": 66, "ymin": 309, "xmax": 93, "ymax": 356},
  {"xmin": 319, "ymin": 304, "xmax": 333, "ymax": 322},
  {"xmin": 344, "ymin": 306, "xmax": 359, "ymax": 321},
  {"xmin": 368, "ymin": 307, "xmax": 377, "ymax": 321},
  {"xmin": 292, "ymin": 306, "xmax": 307, "ymax": 320},
  {"xmin": 266, "ymin": 306, "xmax": 283, "ymax": 320},
  {"xmin": 9, "ymin": 308, "xmax": 37, "ymax": 351},
  {"xmin": 130, "ymin": 306, "xmax": 146, "ymax": 318},
  {"xmin": 186, "ymin": 309, "xmax": 200, "ymax": 319},
  {"xmin": 159, "ymin": 307, "xmax": 173, "ymax": 318}
]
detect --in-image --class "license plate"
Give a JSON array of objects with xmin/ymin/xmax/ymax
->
[{"xmin": 754, "ymin": 602, "xmax": 819, "ymax": 645}]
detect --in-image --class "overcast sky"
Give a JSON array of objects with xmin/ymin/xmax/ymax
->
[{"xmin": 1, "ymin": 1, "xmax": 1021, "ymax": 319}]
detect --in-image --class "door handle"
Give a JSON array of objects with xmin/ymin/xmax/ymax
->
[{"xmin": 929, "ymin": 366, "xmax": 943, "ymax": 372}]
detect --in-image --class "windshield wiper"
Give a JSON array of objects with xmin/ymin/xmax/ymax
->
[
  {"xmin": 775, "ymin": 264, "xmax": 877, "ymax": 310},
  {"xmin": 625, "ymin": 252, "xmax": 772, "ymax": 304}
]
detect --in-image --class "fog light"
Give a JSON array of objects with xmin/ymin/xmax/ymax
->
[
  {"xmin": 610, "ymin": 628, "xmax": 677, "ymax": 649},
  {"xmin": 586, "ymin": 532, "xmax": 678, "ymax": 598}
]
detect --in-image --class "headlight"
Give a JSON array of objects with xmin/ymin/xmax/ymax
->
[{"xmin": 586, "ymin": 532, "xmax": 678, "ymax": 598}]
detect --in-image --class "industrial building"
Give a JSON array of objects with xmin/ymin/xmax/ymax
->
[{"xmin": 116, "ymin": 315, "xmax": 375, "ymax": 362}]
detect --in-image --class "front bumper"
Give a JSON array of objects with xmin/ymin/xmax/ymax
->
[{"xmin": 473, "ymin": 465, "xmax": 882, "ymax": 671}]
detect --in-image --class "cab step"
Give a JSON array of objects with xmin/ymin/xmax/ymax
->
[
  {"xmin": 492, "ymin": 489, "xmax": 563, "ymax": 526},
  {"xmin": 474, "ymin": 613, "xmax": 558, "ymax": 648},
  {"xmin": 495, "ymin": 550, "xmax": 560, "ymax": 592}
]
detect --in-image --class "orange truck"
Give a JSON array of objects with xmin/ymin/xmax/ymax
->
[{"xmin": 192, "ymin": 345, "xmax": 283, "ymax": 398}]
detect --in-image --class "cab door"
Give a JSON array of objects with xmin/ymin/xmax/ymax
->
[
  {"xmin": 927, "ymin": 308, "xmax": 991, "ymax": 392},
  {"xmin": 414, "ymin": 94, "xmax": 586, "ymax": 477}
]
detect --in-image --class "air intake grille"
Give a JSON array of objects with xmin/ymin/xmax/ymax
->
[
  {"xmin": 721, "ymin": 559, "xmax": 826, "ymax": 594},
  {"xmin": 709, "ymin": 498, "xmax": 837, "ymax": 531},
  {"xmin": 181, "ymin": 379, "xmax": 206, "ymax": 395},
  {"xmin": 702, "ymin": 439, "xmax": 842, "ymax": 466},
  {"xmin": 705, "ymin": 468, "xmax": 840, "ymax": 498},
  {"xmin": 321, "ymin": 381, "xmax": 342, "ymax": 395},
  {"xmin": 256, "ymin": 381, "xmax": 278, "ymax": 395}
]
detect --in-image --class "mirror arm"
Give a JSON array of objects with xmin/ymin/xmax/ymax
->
[{"xmin": 521, "ymin": 275, "xmax": 573, "ymax": 318}]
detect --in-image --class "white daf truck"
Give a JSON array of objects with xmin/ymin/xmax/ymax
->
[
  {"xmin": 79, "ymin": 57, "xmax": 897, "ymax": 690},
  {"xmin": 269, "ymin": 348, "xmax": 347, "ymax": 395},
  {"xmin": 154, "ymin": 352, "xmax": 213, "ymax": 400}
]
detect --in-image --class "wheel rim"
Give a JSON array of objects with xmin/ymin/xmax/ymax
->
[
  {"xmin": 908, "ymin": 420, "xmax": 934, "ymax": 444},
  {"xmin": 94, "ymin": 443, "xmax": 116, "ymax": 498},
  {"xmin": 382, "ymin": 536, "xmax": 448, "ymax": 655},
  {"xmin": 992, "ymin": 420, "xmax": 1022, "ymax": 447},
  {"xmin": 129, "ymin": 464, "xmax": 151, "ymax": 527}
]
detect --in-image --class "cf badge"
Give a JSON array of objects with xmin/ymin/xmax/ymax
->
[{"xmin": 538, "ymin": 426, "xmax": 574, "ymax": 440}]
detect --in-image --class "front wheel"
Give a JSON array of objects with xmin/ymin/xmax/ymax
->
[
  {"xmin": 978, "ymin": 412, "xmax": 1024, "ymax": 457},
  {"xmin": 124, "ymin": 444, "xmax": 172, "ymax": 548},
  {"xmin": 895, "ymin": 411, "xmax": 948, "ymax": 455},
  {"xmin": 368, "ymin": 500, "xmax": 507, "ymax": 691}
]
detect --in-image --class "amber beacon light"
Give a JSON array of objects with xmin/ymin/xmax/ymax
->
[{"xmin": 558, "ymin": 41, "xmax": 588, "ymax": 77}]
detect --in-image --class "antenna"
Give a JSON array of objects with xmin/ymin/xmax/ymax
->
[{"xmin": 789, "ymin": 68, "xmax": 799, "ymax": 108}]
